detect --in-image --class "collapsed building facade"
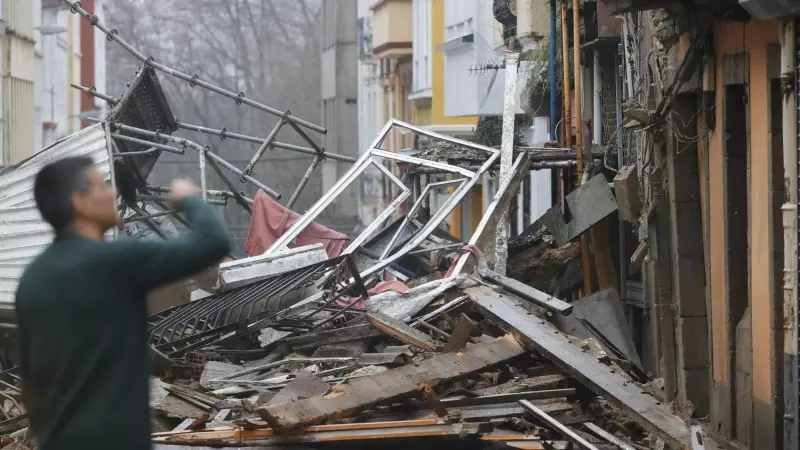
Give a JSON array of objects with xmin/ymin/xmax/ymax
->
[
  {"xmin": 571, "ymin": 0, "xmax": 799, "ymax": 449},
  {"xmin": 0, "ymin": 0, "xmax": 795, "ymax": 450}
]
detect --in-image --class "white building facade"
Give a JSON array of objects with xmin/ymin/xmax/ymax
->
[
  {"xmin": 409, "ymin": 0, "xmax": 431, "ymax": 103},
  {"xmin": 438, "ymin": 0, "xmax": 533, "ymax": 118},
  {"xmin": 38, "ymin": 0, "xmax": 109, "ymax": 152},
  {"xmin": 355, "ymin": 0, "xmax": 386, "ymax": 226},
  {"xmin": 437, "ymin": 0, "xmax": 552, "ymax": 228},
  {"xmin": 0, "ymin": 0, "xmax": 108, "ymax": 168}
]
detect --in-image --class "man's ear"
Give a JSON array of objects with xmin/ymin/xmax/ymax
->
[{"xmin": 70, "ymin": 191, "xmax": 87, "ymax": 217}]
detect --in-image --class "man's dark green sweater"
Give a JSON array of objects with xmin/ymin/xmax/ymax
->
[{"xmin": 15, "ymin": 197, "xmax": 231, "ymax": 450}]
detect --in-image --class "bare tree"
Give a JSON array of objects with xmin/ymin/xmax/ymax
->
[{"xmin": 105, "ymin": 0, "xmax": 324, "ymax": 253}]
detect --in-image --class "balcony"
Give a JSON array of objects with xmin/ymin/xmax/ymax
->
[{"xmin": 371, "ymin": 0, "xmax": 413, "ymax": 59}]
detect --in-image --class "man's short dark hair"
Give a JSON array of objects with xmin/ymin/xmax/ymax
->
[{"xmin": 34, "ymin": 156, "xmax": 95, "ymax": 232}]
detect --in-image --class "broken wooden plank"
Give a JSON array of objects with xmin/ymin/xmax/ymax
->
[
  {"xmin": 282, "ymin": 323, "xmax": 384, "ymax": 350},
  {"xmin": 367, "ymin": 312, "xmax": 442, "ymax": 352},
  {"xmin": 154, "ymin": 418, "xmax": 488, "ymax": 446},
  {"xmin": 165, "ymin": 384, "xmax": 222, "ymax": 408},
  {"xmin": 409, "ymin": 295, "xmax": 469, "ymax": 325},
  {"xmin": 256, "ymin": 334, "xmax": 526, "ymax": 431},
  {"xmin": 416, "ymin": 321, "xmax": 451, "ymax": 340},
  {"xmin": 582, "ymin": 422, "xmax": 638, "ymax": 450},
  {"xmin": 441, "ymin": 388, "xmax": 576, "ymax": 407},
  {"xmin": 419, "ymin": 383, "xmax": 448, "ymax": 417},
  {"xmin": 475, "ymin": 374, "xmax": 570, "ymax": 396},
  {"xmin": 466, "ymin": 285, "xmax": 700, "ymax": 449},
  {"xmin": 211, "ymin": 356, "xmax": 355, "ymax": 384},
  {"xmin": 479, "ymin": 267, "xmax": 573, "ymax": 315},
  {"xmin": 461, "ymin": 402, "xmax": 572, "ymax": 422},
  {"xmin": 0, "ymin": 414, "xmax": 28, "ymax": 435},
  {"xmin": 520, "ymin": 400, "xmax": 600, "ymax": 450},
  {"xmin": 357, "ymin": 347, "xmax": 411, "ymax": 366},
  {"xmin": 443, "ymin": 313, "xmax": 476, "ymax": 352}
]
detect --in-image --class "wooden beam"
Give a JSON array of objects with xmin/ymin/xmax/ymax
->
[
  {"xmin": 152, "ymin": 418, "xmax": 564, "ymax": 449},
  {"xmin": 419, "ymin": 383, "xmax": 449, "ymax": 417},
  {"xmin": 440, "ymin": 389, "xmax": 577, "ymax": 407},
  {"xmin": 479, "ymin": 267, "xmax": 573, "ymax": 315},
  {"xmin": 256, "ymin": 335, "xmax": 526, "ymax": 431},
  {"xmin": 443, "ymin": 313, "xmax": 476, "ymax": 352},
  {"xmin": 283, "ymin": 323, "xmax": 384, "ymax": 350},
  {"xmin": 367, "ymin": 312, "xmax": 442, "ymax": 352}
]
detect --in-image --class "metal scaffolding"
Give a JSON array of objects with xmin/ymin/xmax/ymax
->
[{"xmin": 65, "ymin": 0, "xmax": 341, "ymax": 217}]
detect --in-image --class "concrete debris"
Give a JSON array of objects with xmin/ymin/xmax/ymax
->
[
  {"xmin": 265, "ymin": 373, "xmax": 329, "ymax": 406},
  {"xmin": 216, "ymin": 244, "xmax": 328, "ymax": 291},
  {"xmin": 199, "ymin": 361, "xmax": 248, "ymax": 391},
  {"xmin": 257, "ymin": 327, "xmax": 292, "ymax": 349},
  {"xmin": 551, "ymin": 288, "xmax": 642, "ymax": 368}
]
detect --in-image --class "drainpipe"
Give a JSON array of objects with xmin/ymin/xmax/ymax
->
[
  {"xmin": 560, "ymin": 3, "xmax": 571, "ymax": 147},
  {"xmin": 780, "ymin": 19, "xmax": 798, "ymax": 450},
  {"xmin": 549, "ymin": 0, "xmax": 558, "ymax": 140}
]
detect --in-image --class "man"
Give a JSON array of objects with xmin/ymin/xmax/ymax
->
[{"xmin": 15, "ymin": 156, "xmax": 231, "ymax": 449}]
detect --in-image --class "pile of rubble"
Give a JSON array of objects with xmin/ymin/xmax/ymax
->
[
  {"xmin": 0, "ymin": 223, "xmax": 702, "ymax": 450},
  {"xmin": 142, "ymin": 232, "xmax": 696, "ymax": 450},
  {"xmin": 0, "ymin": 210, "xmax": 710, "ymax": 450}
]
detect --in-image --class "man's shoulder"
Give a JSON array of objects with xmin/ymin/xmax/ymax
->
[{"xmin": 17, "ymin": 240, "xmax": 105, "ymax": 292}]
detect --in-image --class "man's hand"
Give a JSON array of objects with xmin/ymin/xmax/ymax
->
[{"xmin": 168, "ymin": 179, "xmax": 200, "ymax": 210}]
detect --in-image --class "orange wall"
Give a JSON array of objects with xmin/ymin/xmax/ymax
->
[{"xmin": 709, "ymin": 20, "xmax": 779, "ymax": 404}]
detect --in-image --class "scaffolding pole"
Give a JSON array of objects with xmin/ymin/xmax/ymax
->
[
  {"xmin": 69, "ymin": 83, "xmax": 356, "ymax": 163},
  {"xmin": 63, "ymin": 0, "xmax": 325, "ymax": 134},
  {"xmin": 92, "ymin": 119, "xmax": 282, "ymax": 200}
]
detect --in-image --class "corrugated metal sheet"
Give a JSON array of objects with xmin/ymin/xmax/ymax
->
[
  {"xmin": 0, "ymin": 124, "xmax": 111, "ymax": 302},
  {"xmin": 4, "ymin": 77, "xmax": 34, "ymax": 165}
]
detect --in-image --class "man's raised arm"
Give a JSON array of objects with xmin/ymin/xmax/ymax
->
[{"xmin": 114, "ymin": 180, "xmax": 232, "ymax": 292}]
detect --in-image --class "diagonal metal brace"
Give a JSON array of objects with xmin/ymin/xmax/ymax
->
[{"xmin": 241, "ymin": 111, "xmax": 290, "ymax": 180}]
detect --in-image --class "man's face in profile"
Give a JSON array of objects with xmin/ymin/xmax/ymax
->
[{"xmin": 71, "ymin": 166, "xmax": 121, "ymax": 231}]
